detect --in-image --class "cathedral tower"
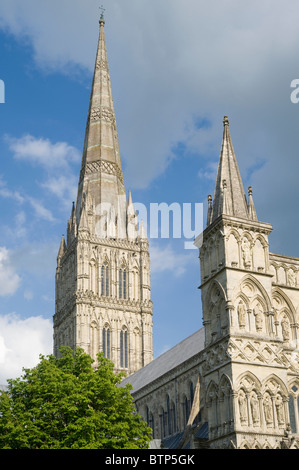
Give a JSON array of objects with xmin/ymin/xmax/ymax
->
[
  {"xmin": 54, "ymin": 15, "xmax": 153, "ymax": 375},
  {"xmin": 199, "ymin": 116, "xmax": 299, "ymax": 449}
]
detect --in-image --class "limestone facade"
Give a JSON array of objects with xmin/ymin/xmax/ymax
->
[{"xmin": 122, "ymin": 117, "xmax": 299, "ymax": 449}]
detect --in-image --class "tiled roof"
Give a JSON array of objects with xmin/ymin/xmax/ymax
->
[
  {"xmin": 163, "ymin": 431, "xmax": 185, "ymax": 449},
  {"xmin": 161, "ymin": 422, "xmax": 209, "ymax": 449},
  {"xmin": 194, "ymin": 421, "xmax": 209, "ymax": 439},
  {"xmin": 121, "ymin": 328, "xmax": 205, "ymax": 393}
]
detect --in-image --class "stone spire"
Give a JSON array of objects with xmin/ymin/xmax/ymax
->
[
  {"xmin": 209, "ymin": 116, "xmax": 257, "ymax": 224},
  {"xmin": 76, "ymin": 13, "xmax": 126, "ymax": 231},
  {"xmin": 54, "ymin": 15, "xmax": 153, "ymax": 375}
]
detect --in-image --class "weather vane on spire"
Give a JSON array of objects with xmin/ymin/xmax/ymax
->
[
  {"xmin": 99, "ymin": 4, "xmax": 106, "ymax": 25},
  {"xmin": 99, "ymin": 5, "xmax": 105, "ymax": 17}
]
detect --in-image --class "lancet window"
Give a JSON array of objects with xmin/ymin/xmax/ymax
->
[
  {"xmin": 101, "ymin": 262, "xmax": 110, "ymax": 296},
  {"xmin": 102, "ymin": 324, "xmax": 111, "ymax": 359},
  {"xmin": 120, "ymin": 326, "xmax": 128, "ymax": 368},
  {"xmin": 119, "ymin": 267, "xmax": 127, "ymax": 299}
]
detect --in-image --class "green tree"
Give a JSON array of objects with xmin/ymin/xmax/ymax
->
[{"xmin": 0, "ymin": 347, "xmax": 152, "ymax": 449}]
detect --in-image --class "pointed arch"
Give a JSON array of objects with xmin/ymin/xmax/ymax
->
[
  {"xmin": 118, "ymin": 255, "xmax": 128, "ymax": 300},
  {"xmin": 219, "ymin": 373, "xmax": 233, "ymax": 392},
  {"xmin": 239, "ymin": 273, "xmax": 272, "ymax": 310},
  {"xmin": 272, "ymin": 287, "xmax": 296, "ymax": 340},
  {"xmin": 203, "ymin": 280, "xmax": 228, "ymax": 343},
  {"xmin": 226, "ymin": 229, "xmax": 240, "ymax": 268},
  {"xmin": 235, "ymin": 371, "xmax": 261, "ymax": 393},
  {"xmin": 262, "ymin": 373, "xmax": 288, "ymax": 397},
  {"xmin": 204, "ymin": 279, "xmax": 227, "ymax": 309},
  {"xmin": 252, "ymin": 235, "xmax": 267, "ymax": 271},
  {"xmin": 253, "ymin": 233, "xmax": 268, "ymax": 248},
  {"xmin": 288, "ymin": 379, "xmax": 299, "ymax": 434},
  {"xmin": 240, "ymin": 440, "xmax": 251, "ymax": 449},
  {"xmin": 226, "ymin": 227, "xmax": 241, "ymax": 241},
  {"xmin": 276, "ymin": 264, "xmax": 287, "ymax": 285},
  {"xmin": 272, "ymin": 286, "xmax": 296, "ymax": 319},
  {"xmin": 206, "ymin": 380, "xmax": 219, "ymax": 402},
  {"xmin": 218, "ymin": 374, "xmax": 233, "ymax": 427},
  {"xmin": 241, "ymin": 231, "xmax": 254, "ymax": 243},
  {"xmin": 131, "ymin": 265, "xmax": 140, "ymax": 301}
]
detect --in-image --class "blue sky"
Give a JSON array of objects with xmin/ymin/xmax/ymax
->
[{"xmin": 1, "ymin": 0, "xmax": 299, "ymax": 383}]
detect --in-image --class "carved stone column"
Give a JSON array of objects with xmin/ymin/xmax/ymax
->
[{"xmin": 267, "ymin": 310, "xmax": 275, "ymax": 337}]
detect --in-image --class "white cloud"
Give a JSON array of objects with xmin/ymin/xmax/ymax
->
[
  {"xmin": 11, "ymin": 240, "xmax": 57, "ymax": 278},
  {"xmin": 4, "ymin": 134, "xmax": 80, "ymax": 212},
  {"xmin": 0, "ymin": 313, "xmax": 53, "ymax": 385},
  {"xmin": 41, "ymin": 174, "xmax": 77, "ymax": 208},
  {"xmin": 150, "ymin": 243, "xmax": 194, "ymax": 277},
  {"xmin": 6, "ymin": 134, "xmax": 80, "ymax": 170},
  {"xmin": 0, "ymin": 247, "xmax": 21, "ymax": 296},
  {"xmin": 198, "ymin": 161, "xmax": 218, "ymax": 182},
  {"xmin": 0, "ymin": 176, "xmax": 24, "ymax": 203},
  {"xmin": 1, "ymin": 1, "xmax": 299, "ymax": 201},
  {"xmin": 14, "ymin": 211, "xmax": 27, "ymax": 238},
  {"xmin": 24, "ymin": 290, "xmax": 34, "ymax": 300},
  {"xmin": 0, "ymin": 0, "xmax": 98, "ymax": 73},
  {"xmin": 28, "ymin": 196, "xmax": 56, "ymax": 222}
]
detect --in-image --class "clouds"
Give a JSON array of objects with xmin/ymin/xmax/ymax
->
[
  {"xmin": 0, "ymin": 313, "xmax": 52, "ymax": 385},
  {"xmin": 0, "ymin": 247, "xmax": 21, "ymax": 296},
  {"xmin": 4, "ymin": 133, "xmax": 80, "ymax": 213},
  {"xmin": 1, "ymin": 0, "xmax": 299, "ymax": 200},
  {"xmin": 7, "ymin": 134, "xmax": 80, "ymax": 169},
  {"xmin": 150, "ymin": 242, "xmax": 194, "ymax": 278},
  {"xmin": 0, "ymin": 0, "xmax": 98, "ymax": 73}
]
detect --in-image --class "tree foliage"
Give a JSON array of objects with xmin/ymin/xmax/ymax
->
[{"xmin": 0, "ymin": 347, "xmax": 152, "ymax": 449}]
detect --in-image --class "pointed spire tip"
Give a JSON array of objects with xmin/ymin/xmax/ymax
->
[{"xmin": 223, "ymin": 115, "xmax": 229, "ymax": 126}]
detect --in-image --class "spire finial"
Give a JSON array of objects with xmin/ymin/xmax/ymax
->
[
  {"xmin": 223, "ymin": 115, "xmax": 229, "ymax": 126},
  {"xmin": 206, "ymin": 195, "xmax": 213, "ymax": 226},
  {"xmin": 247, "ymin": 186, "xmax": 258, "ymax": 221}
]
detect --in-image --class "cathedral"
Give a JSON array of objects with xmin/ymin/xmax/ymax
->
[{"xmin": 54, "ymin": 15, "xmax": 299, "ymax": 449}]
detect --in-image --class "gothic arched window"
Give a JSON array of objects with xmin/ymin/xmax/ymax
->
[
  {"xmin": 102, "ymin": 324, "xmax": 111, "ymax": 359},
  {"xmin": 169, "ymin": 400, "xmax": 176, "ymax": 436},
  {"xmin": 119, "ymin": 267, "xmax": 127, "ymax": 299},
  {"xmin": 289, "ymin": 385, "xmax": 299, "ymax": 433},
  {"xmin": 182, "ymin": 394, "xmax": 189, "ymax": 426},
  {"xmin": 120, "ymin": 326, "xmax": 128, "ymax": 368},
  {"xmin": 101, "ymin": 263, "xmax": 109, "ymax": 296},
  {"xmin": 149, "ymin": 412, "xmax": 155, "ymax": 439}
]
